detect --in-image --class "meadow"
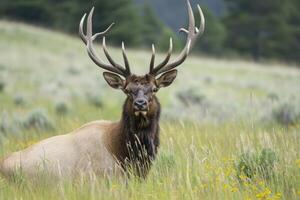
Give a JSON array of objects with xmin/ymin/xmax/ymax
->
[{"xmin": 0, "ymin": 21, "xmax": 299, "ymax": 199}]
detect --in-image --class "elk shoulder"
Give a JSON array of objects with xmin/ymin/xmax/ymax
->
[{"xmin": 0, "ymin": 120, "xmax": 122, "ymax": 179}]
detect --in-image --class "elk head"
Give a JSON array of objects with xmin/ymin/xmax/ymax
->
[{"xmin": 79, "ymin": 0, "xmax": 205, "ymax": 118}]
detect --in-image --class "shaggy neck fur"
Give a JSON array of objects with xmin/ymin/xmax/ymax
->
[{"xmin": 118, "ymin": 96, "xmax": 160, "ymax": 177}]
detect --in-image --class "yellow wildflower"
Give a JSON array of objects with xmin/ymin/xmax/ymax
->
[
  {"xmin": 239, "ymin": 174, "xmax": 248, "ymax": 181},
  {"xmin": 230, "ymin": 187, "xmax": 238, "ymax": 193},
  {"xmin": 274, "ymin": 192, "xmax": 281, "ymax": 199},
  {"xmin": 296, "ymin": 159, "xmax": 300, "ymax": 167},
  {"xmin": 256, "ymin": 188, "xmax": 271, "ymax": 199},
  {"xmin": 223, "ymin": 183, "xmax": 230, "ymax": 190},
  {"xmin": 111, "ymin": 184, "xmax": 118, "ymax": 190},
  {"xmin": 258, "ymin": 181, "xmax": 265, "ymax": 186}
]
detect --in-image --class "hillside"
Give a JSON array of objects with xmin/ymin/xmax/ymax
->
[
  {"xmin": 0, "ymin": 20, "xmax": 299, "ymax": 123},
  {"xmin": 0, "ymin": 21, "xmax": 299, "ymax": 200}
]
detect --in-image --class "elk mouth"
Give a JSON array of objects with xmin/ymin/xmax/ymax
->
[
  {"xmin": 134, "ymin": 110, "xmax": 148, "ymax": 117},
  {"xmin": 133, "ymin": 101, "xmax": 149, "ymax": 117},
  {"xmin": 133, "ymin": 106, "xmax": 149, "ymax": 117}
]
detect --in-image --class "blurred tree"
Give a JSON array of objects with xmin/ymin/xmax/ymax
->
[
  {"xmin": 0, "ymin": 0, "xmax": 182, "ymax": 48},
  {"xmin": 86, "ymin": 0, "xmax": 143, "ymax": 46},
  {"xmin": 140, "ymin": 4, "xmax": 162, "ymax": 46},
  {"xmin": 139, "ymin": 4, "xmax": 182, "ymax": 51},
  {"xmin": 285, "ymin": 0, "xmax": 300, "ymax": 63},
  {"xmin": 50, "ymin": 0, "xmax": 143, "ymax": 46},
  {"xmin": 0, "ymin": 0, "xmax": 144, "ymax": 46},
  {"xmin": 223, "ymin": 0, "xmax": 294, "ymax": 62},
  {"xmin": 194, "ymin": 6, "xmax": 226, "ymax": 56},
  {"xmin": 0, "ymin": 0, "xmax": 53, "ymax": 26}
]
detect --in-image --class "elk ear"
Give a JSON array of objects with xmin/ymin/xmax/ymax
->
[
  {"xmin": 103, "ymin": 72, "xmax": 125, "ymax": 89},
  {"xmin": 156, "ymin": 70, "xmax": 178, "ymax": 88}
]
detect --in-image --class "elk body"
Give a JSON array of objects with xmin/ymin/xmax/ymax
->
[{"xmin": 0, "ymin": 0, "xmax": 205, "ymax": 180}]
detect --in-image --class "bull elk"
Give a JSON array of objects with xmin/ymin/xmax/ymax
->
[{"xmin": 0, "ymin": 0, "xmax": 205, "ymax": 180}]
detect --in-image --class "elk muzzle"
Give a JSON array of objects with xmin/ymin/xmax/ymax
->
[{"xmin": 133, "ymin": 90, "xmax": 149, "ymax": 116}]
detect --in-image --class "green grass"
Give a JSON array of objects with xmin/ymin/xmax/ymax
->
[
  {"xmin": 0, "ymin": 21, "xmax": 299, "ymax": 199},
  {"xmin": 0, "ymin": 123, "xmax": 299, "ymax": 200}
]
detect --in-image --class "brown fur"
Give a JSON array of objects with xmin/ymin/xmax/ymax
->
[
  {"xmin": 0, "ymin": 73, "xmax": 173, "ymax": 180},
  {"xmin": 1, "ymin": 0, "xmax": 203, "ymax": 178},
  {"xmin": 104, "ymin": 75, "xmax": 161, "ymax": 178}
]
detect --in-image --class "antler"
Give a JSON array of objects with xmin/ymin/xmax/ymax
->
[
  {"xmin": 79, "ymin": 7, "xmax": 131, "ymax": 77},
  {"xmin": 149, "ymin": 0, "xmax": 205, "ymax": 76}
]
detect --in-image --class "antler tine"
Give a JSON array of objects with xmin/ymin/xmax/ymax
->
[
  {"xmin": 149, "ymin": 44, "xmax": 156, "ymax": 72},
  {"xmin": 151, "ymin": 0, "xmax": 205, "ymax": 76},
  {"xmin": 92, "ymin": 23, "xmax": 115, "ymax": 41},
  {"xmin": 80, "ymin": 10, "xmax": 115, "ymax": 44},
  {"xmin": 79, "ymin": 7, "xmax": 131, "ymax": 77},
  {"xmin": 86, "ymin": 7, "xmax": 94, "ymax": 39},
  {"xmin": 86, "ymin": 42, "xmax": 123, "ymax": 75},
  {"xmin": 102, "ymin": 37, "xmax": 128, "ymax": 73},
  {"xmin": 197, "ymin": 5, "xmax": 205, "ymax": 36},
  {"xmin": 79, "ymin": 13, "xmax": 87, "ymax": 44},
  {"xmin": 187, "ymin": 0, "xmax": 195, "ymax": 35},
  {"xmin": 122, "ymin": 42, "xmax": 131, "ymax": 74},
  {"xmin": 149, "ymin": 38, "xmax": 173, "ymax": 75}
]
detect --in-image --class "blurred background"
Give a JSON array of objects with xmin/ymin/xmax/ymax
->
[
  {"xmin": 0, "ymin": 2, "xmax": 299, "ymax": 198},
  {"xmin": 1, "ymin": 0, "xmax": 300, "ymax": 63},
  {"xmin": 0, "ymin": 0, "xmax": 299, "ymax": 138}
]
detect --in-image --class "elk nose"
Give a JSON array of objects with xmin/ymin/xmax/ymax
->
[{"xmin": 134, "ymin": 99, "xmax": 147, "ymax": 110}]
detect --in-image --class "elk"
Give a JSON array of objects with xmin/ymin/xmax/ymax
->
[{"xmin": 0, "ymin": 0, "xmax": 205, "ymax": 180}]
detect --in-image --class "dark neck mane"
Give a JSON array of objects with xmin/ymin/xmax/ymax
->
[{"xmin": 118, "ymin": 96, "xmax": 160, "ymax": 177}]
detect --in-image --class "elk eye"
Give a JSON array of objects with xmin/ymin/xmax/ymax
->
[
  {"xmin": 152, "ymin": 88, "xmax": 158, "ymax": 93},
  {"xmin": 132, "ymin": 90, "xmax": 138, "ymax": 95}
]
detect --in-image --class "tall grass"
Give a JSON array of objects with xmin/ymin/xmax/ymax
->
[
  {"xmin": 0, "ymin": 21, "xmax": 299, "ymax": 199},
  {"xmin": 0, "ymin": 122, "xmax": 299, "ymax": 199}
]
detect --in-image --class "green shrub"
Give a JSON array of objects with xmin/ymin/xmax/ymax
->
[
  {"xmin": 13, "ymin": 94, "xmax": 26, "ymax": 106},
  {"xmin": 67, "ymin": 67, "xmax": 80, "ymax": 76},
  {"xmin": 237, "ymin": 152, "xmax": 257, "ymax": 179},
  {"xmin": 0, "ymin": 64, "xmax": 6, "ymax": 71},
  {"xmin": 0, "ymin": 112, "xmax": 10, "ymax": 135},
  {"xmin": 55, "ymin": 101, "xmax": 69, "ymax": 115},
  {"xmin": 0, "ymin": 81, "xmax": 5, "ymax": 92},
  {"xmin": 176, "ymin": 88, "xmax": 206, "ymax": 106},
  {"xmin": 22, "ymin": 109, "xmax": 55, "ymax": 131},
  {"xmin": 87, "ymin": 94, "xmax": 103, "ymax": 108},
  {"xmin": 0, "ymin": 112, "xmax": 23, "ymax": 137},
  {"xmin": 258, "ymin": 148, "xmax": 277, "ymax": 179},
  {"xmin": 271, "ymin": 103, "xmax": 300, "ymax": 126},
  {"xmin": 267, "ymin": 92, "xmax": 279, "ymax": 102},
  {"xmin": 236, "ymin": 148, "xmax": 277, "ymax": 180}
]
